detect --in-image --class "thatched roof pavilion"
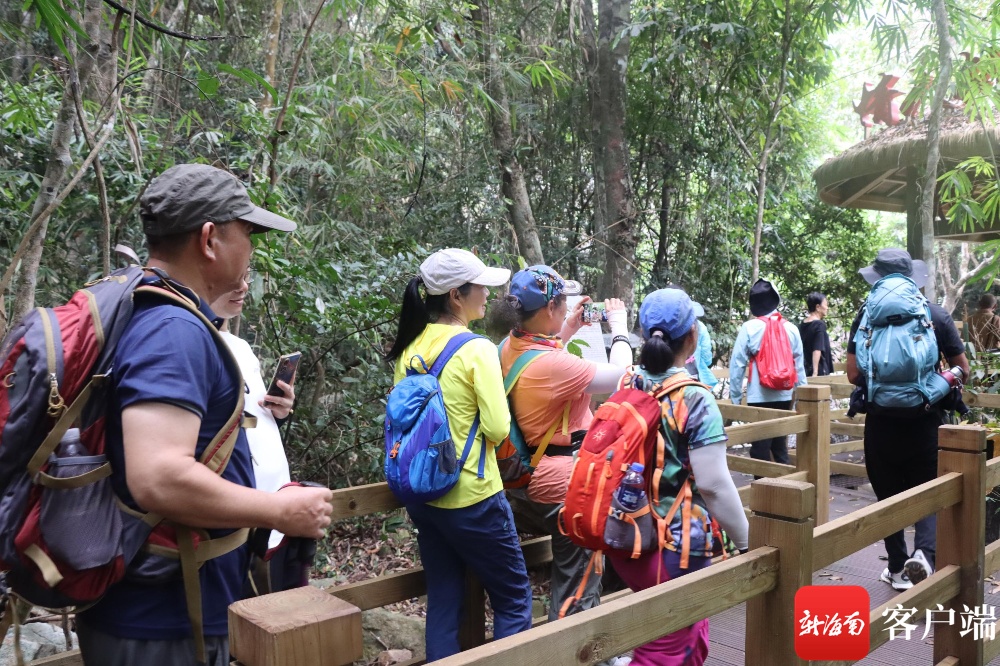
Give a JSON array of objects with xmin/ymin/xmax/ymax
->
[{"xmin": 813, "ymin": 110, "xmax": 1000, "ymax": 252}]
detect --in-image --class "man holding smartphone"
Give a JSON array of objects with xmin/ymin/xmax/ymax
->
[{"xmin": 76, "ymin": 164, "xmax": 333, "ymax": 666}]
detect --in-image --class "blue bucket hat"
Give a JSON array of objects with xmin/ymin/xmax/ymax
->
[
  {"xmin": 509, "ymin": 265, "xmax": 569, "ymax": 312},
  {"xmin": 639, "ymin": 288, "xmax": 697, "ymax": 341}
]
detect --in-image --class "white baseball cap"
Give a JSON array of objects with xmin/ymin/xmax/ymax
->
[{"xmin": 419, "ymin": 248, "xmax": 511, "ymax": 295}]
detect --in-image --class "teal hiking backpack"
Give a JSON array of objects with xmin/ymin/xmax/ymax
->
[{"xmin": 854, "ymin": 274, "xmax": 946, "ymax": 410}]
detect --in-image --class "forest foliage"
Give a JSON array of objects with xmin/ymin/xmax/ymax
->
[{"xmin": 6, "ymin": 0, "xmax": 988, "ymax": 487}]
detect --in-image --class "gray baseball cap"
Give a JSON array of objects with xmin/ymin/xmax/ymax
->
[{"xmin": 140, "ymin": 164, "xmax": 296, "ymax": 236}]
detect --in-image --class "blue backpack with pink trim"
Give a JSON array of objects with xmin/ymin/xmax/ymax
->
[{"xmin": 384, "ymin": 333, "xmax": 486, "ymax": 504}]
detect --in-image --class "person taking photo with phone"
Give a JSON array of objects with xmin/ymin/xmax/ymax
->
[
  {"xmin": 500, "ymin": 265, "xmax": 632, "ymax": 624},
  {"xmin": 386, "ymin": 248, "xmax": 532, "ymax": 660}
]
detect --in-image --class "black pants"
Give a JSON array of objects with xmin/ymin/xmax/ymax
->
[
  {"xmin": 864, "ymin": 409, "xmax": 941, "ymax": 573},
  {"xmin": 748, "ymin": 400, "xmax": 792, "ymax": 464}
]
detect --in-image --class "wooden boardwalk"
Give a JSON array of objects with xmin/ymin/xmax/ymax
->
[{"xmin": 704, "ymin": 478, "xmax": 1000, "ymax": 665}]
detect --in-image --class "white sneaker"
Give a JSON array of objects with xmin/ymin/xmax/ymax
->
[
  {"xmin": 904, "ymin": 549, "xmax": 933, "ymax": 585},
  {"xmin": 880, "ymin": 567, "xmax": 913, "ymax": 591},
  {"xmin": 611, "ymin": 658, "xmax": 632, "ymax": 666}
]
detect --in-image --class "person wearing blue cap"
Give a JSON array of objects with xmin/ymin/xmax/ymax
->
[
  {"xmin": 607, "ymin": 288, "xmax": 748, "ymax": 666},
  {"xmin": 499, "ymin": 265, "xmax": 633, "ymax": 628}
]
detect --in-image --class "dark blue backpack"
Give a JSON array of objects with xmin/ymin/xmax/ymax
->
[{"xmin": 384, "ymin": 333, "xmax": 486, "ymax": 504}]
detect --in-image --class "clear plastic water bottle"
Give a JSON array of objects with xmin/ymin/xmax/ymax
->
[
  {"xmin": 616, "ymin": 462, "xmax": 646, "ymax": 512},
  {"xmin": 58, "ymin": 427, "xmax": 82, "ymax": 457}
]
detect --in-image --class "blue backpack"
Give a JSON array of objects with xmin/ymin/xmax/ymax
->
[
  {"xmin": 854, "ymin": 274, "xmax": 947, "ymax": 409},
  {"xmin": 384, "ymin": 333, "xmax": 486, "ymax": 503}
]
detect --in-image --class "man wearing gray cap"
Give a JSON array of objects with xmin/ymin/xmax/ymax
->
[
  {"xmin": 77, "ymin": 164, "xmax": 333, "ymax": 666},
  {"xmin": 846, "ymin": 248, "xmax": 968, "ymax": 592}
]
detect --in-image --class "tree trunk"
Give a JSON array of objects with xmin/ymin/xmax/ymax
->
[
  {"xmin": 592, "ymin": 0, "xmax": 637, "ymax": 309},
  {"xmin": 10, "ymin": 0, "xmax": 103, "ymax": 327},
  {"xmin": 12, "ymin": 11, "xmax": 34, "ymax": 83},
  {"xmin": 751, "ymin": 159, "xmax": 769, "ymax": 283},
  {"xmin": 576, "ymin": 0, "xmax": 608, "ymax": 270},
  {"xmin": 260, "ymin": 0, "xmax": 285, "ymax": 111},
  {"xmin": 919, "ymin": 0, "xmax": 954, "ymax": 298},
  {"xmin": 471, "ymin": 0, "xmax": 544, "ymax": 266}
]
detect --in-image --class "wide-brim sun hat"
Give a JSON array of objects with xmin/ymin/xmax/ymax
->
[
  {"xmin": 859, "ymin": 248, "xmax": 929, "ymax": 288},
  {"xmin": 639, "ymin": 288, "xmax": 697, "ymax": 341},
  {"xmin": 749, "ymin": 279, "xmax": 781, "ymax": 317},
  {"xmin": 141, "ymin": 163, "xmax": 296, "ymax": 236},
  {"xmin": 419, "ymin": 248, "xmax": 510, "ymax": 296}
]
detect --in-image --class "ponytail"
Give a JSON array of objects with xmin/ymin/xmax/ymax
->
[
  {"xmin": 386, "ymin": 279, "xmax": 475, "ymax": 361},
  {"xmin": 386, "ymin": 277, "xmax": 430, "ymax": 361},
  {"xmin": 639, "ymin": 331, "xmax": 676, "ymax": 374}
]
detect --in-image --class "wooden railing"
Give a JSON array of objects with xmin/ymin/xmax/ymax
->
[{"xmin": 30, "ymin": 380, "xmax": 1000, "ymax": 665}]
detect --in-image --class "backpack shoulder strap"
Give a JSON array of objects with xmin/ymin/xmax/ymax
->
[
  {"xmin": 133, "ymin": 284, "xmax": 245, "ymax": 475},
  {"xmin": 503, "ymin": 349, "xmax": 546, "ymax": 395},
  {"xmin": 427, "ymin": 332, "xmax": 481, "ymax": 378}
]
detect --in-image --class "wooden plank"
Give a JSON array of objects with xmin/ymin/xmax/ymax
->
[
  {"xmin": 726, "ymin": 454, "xmax": 796, "ymax": 478},
  {"xmin": 987, "ymin": 457, "xmax": 1000, "ymax": 490},
  {"xmin": 330, "ymin": 482, "xmax": 402, "ymax": 521},
  {"xmin": 963, "ymin": 391, "xmax": 1000, "ymax": 410},
  {"xmin": 812, "ymin": 473, "xmax": 963, "ymax": 570},
  {"xmin": 830, "ymin": 422, "xmax": 866, "ymax": 437},
  {"xmin": 745, "ymin": 480, "xmax": 814, "ymax": 665},
  {"xmin": 829, "ymin": 439, "xmax": 864, "ymax": 455},
  {"xmin": 933, "ymin": 426, "xmax": 986, "ymax": 664},
  {"xmin": 718, "ymin": 402, "xmax": 794, "ymax": 422},
  {"xmin": 430, "ymin": 549, "xmax": 781, "ymax": 666},
  {"xmin": 796, "ymin": 385, "xmax": 831, "ymax": 525},
  {"xmin": 750, "ymin": 478, "xmax": 815, "ymax": 520},
  {"xmin": 725, "ymin": 414, "xmax": 809, "ymax": 447},
  {"xmin": 229, "ymin": 587, "xmax": 362, "ymax": 666},
  {"xmin": 808, "ymin": 375, "xmax": 853, "ymax": 385},
  {"xmin": 787, "ymin": 454, "xmax": 868, "ymax": 478},
  {"xmin": 26, "ymin": 651, "xmax": 83, "ymax": 666},
  {"xmin": 328, "ymin": 537, "xmax": 553, "ymax": 610},
  {"xmin": 830, "ymin": 409, "xmax": 865, "ymax": 421}
]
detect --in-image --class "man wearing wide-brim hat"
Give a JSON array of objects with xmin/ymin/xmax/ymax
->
[
  {"xmin": 845, "ymin": 248, "xmax": 969, "ymax": 593},
  {"xmin": 728, "ymin": 279, "xmax": 807, "ymax": 465}
]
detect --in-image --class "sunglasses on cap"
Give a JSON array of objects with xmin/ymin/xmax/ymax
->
[{"xmin": 531, "ymin": 268, "xmax": 565, "ymax": 302}]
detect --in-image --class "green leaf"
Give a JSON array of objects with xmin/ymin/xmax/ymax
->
[
  {"xmin": 197, "ymin": 73, "xmax": 220, "ymax": 97},
  {"xmin": 219, "ymin": 64, "xmax": 279, "ymax": 105}
]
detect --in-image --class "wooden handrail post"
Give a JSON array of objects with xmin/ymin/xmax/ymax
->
[
  {"xmin": 794, "ymin": 384, "xmax": 830, "ymax": 525},
  {"xmin": 934, "ymin": 424, "xmax": 987, "ymax": 665},
  {"xmin": 458, "ymin": 570, "xmax": 486, "ymax": 650},
  {"xmin": 744, "ymin": 477, "xmax": 815, "ymax": 665}
]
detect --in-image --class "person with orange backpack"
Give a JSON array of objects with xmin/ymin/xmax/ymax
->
[
  {"xmin": 590, "ymin": 288, "xmax": 749, "ymax": 665},
  {"xmin": 728, "ymin": 279, "xmax": 807, "ymax": 464}
]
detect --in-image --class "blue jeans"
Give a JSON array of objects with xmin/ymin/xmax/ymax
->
[{"xmin": 406, "ymin": 491, "xmax": 533, "ymax": 660}]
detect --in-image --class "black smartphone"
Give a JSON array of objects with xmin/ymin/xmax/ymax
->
[{"xmin": 267, "ymin": 352, "xmax": 302, "ymax": 398}]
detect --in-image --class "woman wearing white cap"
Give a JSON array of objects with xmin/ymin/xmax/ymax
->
[{"xmin": 386, "ymin": 248, "xmax": 532, "ymax": 660}]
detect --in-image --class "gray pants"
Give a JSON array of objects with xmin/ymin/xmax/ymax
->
[
  {"xmin": 506, "ymin": 489, "xmax": 602, "ymax": 620},
  {"xmin": 77, "ymin": 619, "xmax": 229, "ymax": 666}
]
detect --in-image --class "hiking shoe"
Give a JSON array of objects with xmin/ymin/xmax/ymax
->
[
  {"xmin": 880, "ymin": 568, "xmax": 913, "ymax": 591},
  {"xmin": 904, "ymin": 549, "xmax": 933, "ymax": 585}
]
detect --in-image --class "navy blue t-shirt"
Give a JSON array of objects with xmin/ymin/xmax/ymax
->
[{"xmin": 80, "ymin": 278, "xmax": 254, "ymax": 639}]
